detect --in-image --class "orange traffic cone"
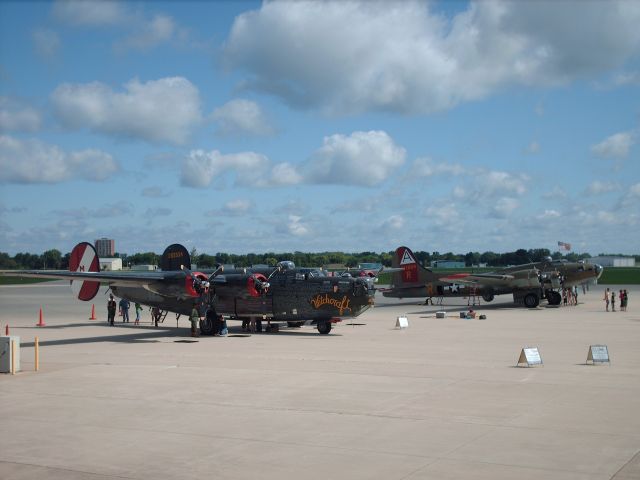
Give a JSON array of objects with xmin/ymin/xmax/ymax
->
[
  {"xmin": 90, "ymin": 304, "xmax": 97, "ymax": 320},
  {"xmin": 37, "ymin": 307, "xmax": 46, "ymax": 327}
]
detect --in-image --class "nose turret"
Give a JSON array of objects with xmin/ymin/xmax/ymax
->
[{"xmin": 595, "ymin": 264, "xmax": 603, "ymax": 279}]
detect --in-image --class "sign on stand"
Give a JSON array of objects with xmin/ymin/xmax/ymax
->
[
  {"xmin": 395, "ymin": 316, "xmax": 409, "ymax": 329},
  {"xmin": 586, "ymin": 345, "xmax": 610, "ymax": 365},
  {"xmin": 517, "ymin": 347, "xmax": 543, "ymax": 367}
]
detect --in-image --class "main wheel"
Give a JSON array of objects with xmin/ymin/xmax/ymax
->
[
  {"xmin": 199, "ymin": 311, "xmax": 216, "ymax": 336},
  {"xmin": 524, "ymin": 292, "xmax": 540, "ymax": 308},
  {"xmin": 482, "ymin": 293, "xmax": 495, "ymax": 302},
  {"xmin": 547, "ymin": 290, "xmax": 561, "ymax": 306},
  {"xmin": 317, "ymin": 321, "xmax": 332, "ymax": 334}
]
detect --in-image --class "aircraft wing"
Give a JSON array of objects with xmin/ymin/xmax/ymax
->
[
  {"xmin": 2, "ymin": 270, "xmax": 184, "ymax": 287},
  {"xmin": 380, "ymin": 267, "xmax": 405, "ymax": 274},
  {"xmin": 439, "ymin": 272, "xmax": 516, "ymax": 287}
]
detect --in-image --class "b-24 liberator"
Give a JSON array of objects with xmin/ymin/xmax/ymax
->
[{"xmin": 7, "ymin": 242, "xmax": 376, "ymax": 335}]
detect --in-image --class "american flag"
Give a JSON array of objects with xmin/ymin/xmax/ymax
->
[{"xmin": 558, "ymin": 241, "xmax": 571, "ymax": 251}]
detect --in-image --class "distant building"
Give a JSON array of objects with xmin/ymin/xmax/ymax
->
[
  {"xmin": 99, "ymin": 258, "xmax": 122, "ymax": 271},
  {"xmin": 358, "ymin": 262, "xmax": 383, "ymax": 270},
  {"xmin": 131, "ymin": 264, "xmax": 157, "ymax": 271},
  {"xmin": 589, "ymin": 256, "xmax": 636, "ymax": 268},
  {"xmin": 95, "ymin": 238, "xmax": 115, "ymax": 257},
  {"xmin": 431, "ymin": 260, "xmax": 466, "ymax": 269}
]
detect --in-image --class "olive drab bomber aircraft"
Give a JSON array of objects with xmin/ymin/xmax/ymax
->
[
  {"xmin": 7, "ymin": 242, "xmax": 376, "ymax": 335},
  {"xmin": 381, "ymin": 246, "xmax": 603, "ymax": 308}
]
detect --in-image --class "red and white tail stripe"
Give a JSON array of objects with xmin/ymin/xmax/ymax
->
[{"xmin": 69, "ymin": 242, "xmax": 100, "ymax": 301}]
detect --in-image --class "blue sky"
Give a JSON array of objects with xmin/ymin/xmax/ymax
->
[{"xmin": 1, "ymin": 0, "xmax": 639, "ymax": 257}]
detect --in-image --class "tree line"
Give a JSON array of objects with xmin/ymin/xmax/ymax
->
[{"xmin": 1, "ymin": 248, "xmax": 638, "ymax": 271}]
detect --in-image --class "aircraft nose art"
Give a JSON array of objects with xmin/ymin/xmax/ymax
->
[{"xmin": 69, "ymin": 242, "xmax": 100, "ymax": 301}]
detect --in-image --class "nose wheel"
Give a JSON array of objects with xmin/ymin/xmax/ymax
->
[{"xmin": 317, "ymin": 320, "xmax": 332, "ymax": 334}]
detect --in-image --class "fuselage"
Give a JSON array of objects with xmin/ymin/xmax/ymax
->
[{"xmin": 113, "ymin": 268, "xmax": 376, "ymax": 322}]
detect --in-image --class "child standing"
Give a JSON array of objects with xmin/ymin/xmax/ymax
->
[{"xmin": 134, "ymin": 303, "xmax": 142, "ymax": 325}]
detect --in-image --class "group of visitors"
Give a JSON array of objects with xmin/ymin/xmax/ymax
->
[
  {"xmin": 189, "ymin": 306, "xmax": 227, "ymax": 337},
  {"xmin": 106, "ymin": 295, "xmax": 143, "ymax": 326},
  {"xmin": 603, "ymin": 288, "xmax": 629, "ymax": 312},
  {"xmin": 561, "ymin": 286, "xmax": 580, "ymax": 306}
]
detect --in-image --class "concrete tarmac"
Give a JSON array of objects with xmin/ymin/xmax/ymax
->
[{"xmin": 1, "ymin": 282, "xmax": 639, "ymax": 479}]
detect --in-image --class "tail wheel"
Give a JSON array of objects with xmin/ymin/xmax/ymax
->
[{"xmin": 317, "ymin": 321, "xmax": 332, "ymax": 335}]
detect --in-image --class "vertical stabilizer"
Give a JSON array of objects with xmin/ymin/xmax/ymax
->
[
  {"xmin": 392, "ymin": 246, "xmax": 429, "ymax": 286},
  {"xmin": 69, "ymin": 242, "xmax": 100, "ymax": 301},
  {"xmin": 160, "ymin": 244, "xmax": 191, "ymax": 271}
]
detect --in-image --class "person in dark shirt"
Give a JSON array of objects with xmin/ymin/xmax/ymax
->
[{"xmin": 107, "ymin": 294, "xmax": 117, "ymax": 326}]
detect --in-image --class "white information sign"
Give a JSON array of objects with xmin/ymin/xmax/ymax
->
[
  {"xmin": 517, "ymin": 347, "xmax": 543, "ymax": 367},
  {"xmin": 395, "ymin": 316, "xmax": 409, "ymax": 329},
  {"xmin": 587, "ymin": 345, "xmax": 610, "ymax": 365}
]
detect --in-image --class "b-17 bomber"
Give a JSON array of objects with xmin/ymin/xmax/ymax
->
[{"xmin": 382, "ymin": 246, "xmax": 603, "ymax": 308}]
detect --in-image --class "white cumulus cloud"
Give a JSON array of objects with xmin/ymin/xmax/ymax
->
[
  {"xmin": 491, "ymin": 197, "xmax": 520, "ymax": 218},
  {"xmin": 536, "ymin": 209, "xmax": 561, "ymax": 220},
  {"xmin": 591, "ymin": 131, "xmax": 636, "ymax": 159},
  {"xmin": 285, "ymin": 215, "xmax": 310, "ymax": 236},
  {"xmin": 482, "ymin": 171, "xmax": 528, "ymax": 196},
  {"xmin": 585, "ymin": 181, "xmax": 621, "ymax": 195},
  {"xmin": 378, "ymin": 215, "xmax": 405, "ymax": 232},
  {"xmin": 0, "ymin": 135, "xmax": 119, "ymax": 184},
  {"xmin": 116, "ymin": 14, "xmax": 175, "ymax": 51},
  {"xmin": 212, "ymin": 99, "xmax": 275, "ymax": 136},
  {"xmin": 204, "ymin": 199, "xmax": 254, "ymax": 218},
  {"xmin": 0, "ymin": 97, "xmax": 42, "ymax": 132},
  {"xmin": 223, "ymin": 0, "xmax": 640, "ymax": 114},
  {"xmin": 181, "ymin": 150, "xmax": 270, "ymax": 188},
  {"xmin": 51, "ymin": 77, "xmax": 202, "ymax": 145},
  {"xmin": 305, "ymin": 130, "xmax": 405, "ymax": 186},
  {"xmin": 410, "ymin": 157, "xmax": 466, "ymax": 178},
  {"xmin": 53, "ymin": 0, "xmax": 128, "ymax": 26}
]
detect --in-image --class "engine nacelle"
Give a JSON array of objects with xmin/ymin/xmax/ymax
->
[
  {"xmin": 185, "ymin": 272, "xmax": 209, "ymax": 297},
  {"xmin": 247, "ymin": 273, "xmax": 269, "ymax": 297}
]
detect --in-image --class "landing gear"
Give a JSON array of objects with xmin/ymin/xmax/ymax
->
[
  {"xmin": 199, "ymin": 310, "xmax": 217, "ymax": 336},
  {"xmin": 546, "ymin": 290, "xmax": 562, "ymax": 306},
  {"xmin": 482, "ymin": 293, "xmax": 495, "ymax": 302},
  {"xmin": 317, "ymin": 320, "xmax": 332, "ymax": 335},
  {"xmin": 523, "ymin": 292, "xmax": 540, "ymax": 308}
]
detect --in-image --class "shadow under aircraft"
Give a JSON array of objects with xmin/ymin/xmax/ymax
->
[
  {"xmin": 381, "ymin": 246, "xmax": 603, "ymax": 308},
  {"xmin": 6, "ymin": 242, "xmax": 376, "ymax": 335}
]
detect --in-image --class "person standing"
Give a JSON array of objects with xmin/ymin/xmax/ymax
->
[
  {"xmin": 189, "ymin": 305, "xmax": 200, "ymax": 337},
  {"xmin": 604, "ymin": 288, "xmax": 610, "ymax": 311},
  {"xmin": 107, "ymin": 294, "xmax": 117, "ymax": 326},
  {"xmin": 134, "ymin": 303, "xmax": 142, "ymax": 325},
  {"xmin": 619, "ymin": 290, "xmax": 624, "ymax": 312},
  {"xmin": 611, "ymin": 291, "xmax": 616, "ymax": 312},
  {"xmin": 622, "ymin": 289, "xmax": 628, "ymax": 312},
  {"xmin": 119, "ymin": 298, "xmax": 130, "ymax": 323}
]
